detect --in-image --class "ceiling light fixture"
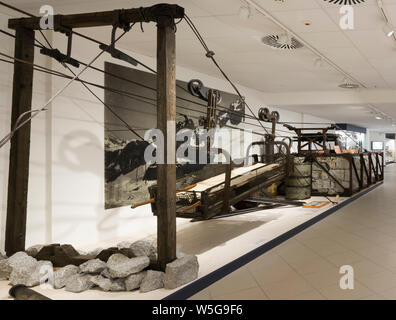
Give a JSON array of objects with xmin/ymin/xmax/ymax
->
[
  {"xmin": 375, "ymin": 115, "xmax": 384, "ymax": 120},
  {"xmin": 383, "ymin": 23, "xmax": 395, "ymax": 37}
]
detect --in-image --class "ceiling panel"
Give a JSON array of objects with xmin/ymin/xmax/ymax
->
[{"xmin": 3, "ymin": 0, "xmax": 396, "ymax": 130}]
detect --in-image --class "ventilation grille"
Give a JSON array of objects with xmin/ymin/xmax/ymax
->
[
  {"xmin": 261, "ymin": 35, "xmax": 304, "ymax": 50},
  {"xmin": 323, "ymin": 0, "xmax": 365, "ymax": 5},
  {"xmin": 339, "ymin": 81, "xmax": 359, "ymax": 89}
]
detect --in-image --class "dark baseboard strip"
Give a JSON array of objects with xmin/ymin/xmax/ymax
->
[{"xmin": 164, "ymin": 181, "xmax": 384, "ymax": 300}]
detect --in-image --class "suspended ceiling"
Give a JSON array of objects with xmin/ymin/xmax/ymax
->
[{"xmin": 3, "ymin": 0, "xmax": 396, "ymax": 131}]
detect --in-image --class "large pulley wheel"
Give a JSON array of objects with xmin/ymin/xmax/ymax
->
[
  {"xmin": 258, "ymin": 107, "xmax": 270, "ymax": 121},
  {"xmin": 271, "ymin": 111, "xmax": 280, "ymax": 122},
  {"xmin": 188, "ymin": 79, "xmax": 204, "ymax": 98}
]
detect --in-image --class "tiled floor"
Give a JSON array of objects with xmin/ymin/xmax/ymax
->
[{"xmin": 190, "ymin": 164, "xmax": 396, "ymax": 300}]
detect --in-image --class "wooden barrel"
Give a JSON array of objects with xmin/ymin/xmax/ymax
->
[{"xmin": 286, "ymin": 163, "xmax": 311, "ymax": 200}]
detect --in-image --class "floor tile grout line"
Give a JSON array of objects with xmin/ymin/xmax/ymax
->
[
  {"xmin": 245, "ymin": 266, "xmax": 271, "ymax": 300},
  {"xmin": 166, "ymin": 182, "xmax": 383, "ymax": 300},
  {"xmin": 276, "ymin": 253, "xmax": 327, "ymax": 300}
]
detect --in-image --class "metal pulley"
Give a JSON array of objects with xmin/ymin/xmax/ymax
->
[
  {"xmin": 258, "ymin": 107, "xmax": 280, "ymax": 122},
  {"xmin": 188, "ymin": 79, "xmax": 222, "ymax": 104}
]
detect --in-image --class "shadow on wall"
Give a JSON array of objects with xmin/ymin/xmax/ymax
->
[{"xmin": 57, "ymin": 130, "xmax": 121, "ymax": 243}]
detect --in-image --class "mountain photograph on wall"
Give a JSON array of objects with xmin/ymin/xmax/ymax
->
[{"xmin": 104, "ymin": 62, "xmax": 245, "ymax": 209}]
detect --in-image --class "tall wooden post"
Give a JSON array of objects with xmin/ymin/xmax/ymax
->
[
  {"xmin": 156, "ymin": 17, "xmax": 177, "ymax": 271},
  {"xmin": 5, "ymin": 28, "xmax": 35, "ymax": 256}
]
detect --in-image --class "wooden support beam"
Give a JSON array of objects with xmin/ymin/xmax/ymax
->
[
  {"xmin": 8, "ymin": 4, "xmax": 184, "ymax": 30},
  {"xmin": 156, "ymin": 16, "xmax": 177, "ymax": 271},
  {"xmin": 5, "ymin": 28, "xmax": 35, "ymax": 256}
]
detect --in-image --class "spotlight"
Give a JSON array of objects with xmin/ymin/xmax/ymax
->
[
  {"xmin": 375, "ymin": 115, "xmax": 383, "ymax": 120},
  {"xmin": 383, "ymin": 23, "xmax": 395, "ymax": 37}
]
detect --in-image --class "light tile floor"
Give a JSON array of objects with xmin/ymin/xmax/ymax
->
[{"xmin": 190, "ymin": 164, "xmax": 396, "ymax": 300}]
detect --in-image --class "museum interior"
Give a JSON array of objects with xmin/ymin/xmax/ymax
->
[{"xmin": 1, "ymin": 0, "xmax": 396, "ymax": 301}]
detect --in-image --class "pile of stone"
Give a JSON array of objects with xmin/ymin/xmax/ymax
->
[{"xmin": 0, "ymin": 240, "xmax": 199, "ymax": 295}]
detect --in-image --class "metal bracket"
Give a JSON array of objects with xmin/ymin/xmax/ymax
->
[
  {"xmin": 40, "ymin": 15, "xmax": 80, "ymax": 68},
  {"xmin": 99, "ymin": 10, "xmax": 138, "ymax": 67}
]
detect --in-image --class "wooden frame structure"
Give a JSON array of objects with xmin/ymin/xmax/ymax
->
[
  {"xmin": 5, "ymin": 4, "xmax": 184, "ymax": 271},
  {"xmin": 309, "ymin": 152, "xmax": 384, "ymax": 197},
  {"xmin": 284, "ymin": 124, "xmax": 338, "ymax": 154}
]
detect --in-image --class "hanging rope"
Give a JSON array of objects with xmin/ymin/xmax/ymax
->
[{"xmin": 0, "ymin": 30, "xmax": 129, "ymax": 149}]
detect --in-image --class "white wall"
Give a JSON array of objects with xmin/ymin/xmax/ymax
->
[
  {"xmin": 0, "ymin": 14, "xmax": 334, "ymax": 251},
  {"xmin": 366, "ymin": 130, "xmax": 386, "ymax": 152}
]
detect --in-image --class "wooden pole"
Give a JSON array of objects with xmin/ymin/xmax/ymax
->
[
  {"xmin": 5, "ymin": 28, "xmax": 35, "ymax": 256},
  {"xmin": 156, "ymin": 16, "xmax": 177, "ymax": 271}
]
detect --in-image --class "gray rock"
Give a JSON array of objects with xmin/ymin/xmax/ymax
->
[
  {"xmin": 101, "ymin": 268, "xmax": 112, "ymax": 279},
  {"xmin": 87, "ymin": 248, "xmax": 103, "ymax": 257},
  {"xmin": 65, "ymin": 274, "xmax": 95, "ymax": 293},
  {"xmin": 25, "ymin": 245, "xmax": 44, "ymax": 258},
  {"xmin": 164, "ymin": 255, "xmax": 199, "ymax": 289},
  {"xmin": 7, "ymin": 251, "xmax": 39, "ymax": 286},
  {"xmin": 0, "ymin": 251, "xmax": 6, "ymax": 260},
  {"xmin": 10, "ymin": 260, "xmax": 53, "ymax": 287},
  {"xmin": 91, "ymin": 275, "xmax": 126, "ymax": 292},
  {"xmin": 130, "ymin": 240, "xmax": 156, "ymax": 257},
  {"xmin": 8, "ymin": 251, "xmax": 37, "ymax": 270},
  {"xmin": 149, "ymin": 253, "xmax": 158, "ymax": 265},
  {"xmin": 176, "ymin": 251, "xmax": 186, "ymax": 259},
  {"xmin": 0, "ymin": 259, "xmax": 12, "ymax": 280},
  {"xmin": 107, "ymin": 254, "xmax": 149, "ymax": 278},
  {"xmin": 79, "ymin": 259, "xmax": 107, "ymax": 274},
  {"xmin": 54, "ymin": 265, "xmax": 79, "ymax": 289},
  {"xmin": 117, "ymin": 241, "xmax": 132, "ymax": 250},
  {"xmin": 77, "ymin": 249, "xmax": 88, "ymax": 256},
  {"xmin": 140, "ymin": 270, "xmax": 164, "ymax": 293},
  {"xmin": 125, "ymin": 271, "xmax": 146, "ymax": 291}
]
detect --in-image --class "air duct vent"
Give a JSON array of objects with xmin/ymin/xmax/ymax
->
[
  {"xmin": 261, "ymin": 34, "xmax": 303, "ymax": 50},
  {"xmin": 339, "ymin": 78, "xmax": 359, "ymax": 89},
  {"xmin": 323, "ymin": 0, "xmax": 365, "ymax": 5}
]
